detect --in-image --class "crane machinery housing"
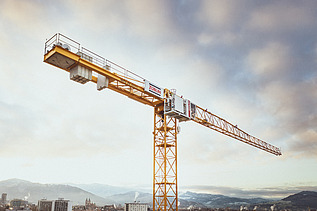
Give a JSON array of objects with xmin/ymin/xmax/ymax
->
[{"xmin": 43, "ymin": 33, "xmax": 281, "ymax": 211}]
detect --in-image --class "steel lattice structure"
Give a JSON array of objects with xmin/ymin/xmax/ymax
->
[
  {"xmin": 154, "ymin": 108, "xmax": 178, "ymax": 211},
  {"xmin": 43, "ymin": 33, "xmax": 281, "ymax": 211}
]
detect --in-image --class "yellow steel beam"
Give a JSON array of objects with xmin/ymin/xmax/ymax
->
[
  {"xmin": 153, "ymin": 107, "xmax": 178, "ymax": 211},
  {"xmin": 44, "ymin": 46, "xmax": 164, "ymax": 107},
  {"xmin": 193, "ymin": 105, "xmax": 282, "ymax": 156}
]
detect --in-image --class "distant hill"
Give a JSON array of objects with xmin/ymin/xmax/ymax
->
[
  {"xmin": 0, "ymin": 178, "xmax": 113, "ymax": 206},
  {"xmin": 69, "ymin": 183, "xmax": 150, "ymax": 198},
  {"xmin": 247, "ymin": 191, "xmax": 317, "ymax": 210},
  {"xmin": 179, "ymin": 191, "xmax": 268, "ymax": 209},
  {"xmin": 69, "ymin": 183, "xmax": 129, "ymax": 198},
  {"xmin": 282, "ymin": 191, "xmax": 317, "ymax": 209},
  {"xmin": 0, "ymin": 179, "xmax": 269, "ymax": 208},
  {"xmin": 1, "ymin": 179, "xmax": 316, "ymax": 209},
  {"xmin": 95, "ymin": 191, "xmax": 269, "ymax": 209},
  {"xmin": 107, "ymin": 191, "xmax": 152, "ymax": 205}
]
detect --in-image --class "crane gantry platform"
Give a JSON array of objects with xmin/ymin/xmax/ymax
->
[{"xmin": 43, "ymin": 33, "xmax": 281, "ymax": 211}]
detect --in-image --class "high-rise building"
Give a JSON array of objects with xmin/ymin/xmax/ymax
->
[
  {"xmin": 53, "ymin": 198, "xmax": 72, "ymax": 211},
  {"xmin": 1, "ymin": 193, "xmax": 7, "ymax": 204},
  {"xmin": 38, "ymin": 199, "xmax": 53, "ymax": 211},
  {"xmin": 124, "ymin": 203, "xmax": 148, "ymax": 211},
  {"xmin": 10, "ymin": 199, "xmax": 28, "ymax": 209},
  {"xmin": 38, "ymin": 198, "xmax": 71, "ymax": 211}
]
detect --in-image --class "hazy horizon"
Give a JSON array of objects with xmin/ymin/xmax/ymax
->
[{"xmin": 1, "ymin": 178, "xmax": 316, "ymax": 200}]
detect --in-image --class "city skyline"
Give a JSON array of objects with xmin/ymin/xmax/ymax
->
[
  {"xmin": 0, "ymin": 178, "xmax": 316, "ymax": 210},
  {"xmin": 0, "ymin": 0, "xmax": 316, "ymax": 200}
]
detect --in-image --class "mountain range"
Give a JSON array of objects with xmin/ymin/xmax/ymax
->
[
  {"xmin": 282, "ymin": 191, "xmax": 317, "ymax": 209},
  {"xmin": 0, "ymin": 179, "xmax": 113, "ymax": 205},
  {"xmin": 0, "ymin": 179, "xmax": 316, "ymax": 209}
]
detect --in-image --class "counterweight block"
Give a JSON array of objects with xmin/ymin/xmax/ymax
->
[{"xmin": 70, "ymin": 65, "xmax": 92, "ymax": 84}]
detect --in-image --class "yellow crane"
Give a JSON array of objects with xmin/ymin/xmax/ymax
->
[{"xmin": 43, "ymin": 33, "xmax": 281, "ymax": 211}]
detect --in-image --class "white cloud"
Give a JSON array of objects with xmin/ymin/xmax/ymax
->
[
  {"xmin": 66, "ymin": 0, "xmax": 175, "ymax": 40},
  {"xmin": 246, "ymin": 42, "xmax": 292, "ymax": 80},
  {"xmin": 253, "ymin": 70, "xmax": 317, "ymax": 158},
  {"xmin": 290, "ymin": 129, "xmax": 317, "ymax": 157},
  {"xmin": 65, "ymin": 0, "xmax": 125, "ymax": 32},
  {"xmin": 0, "ymin": 0, "xmax": 50, "ymax": 37},
  {"xmin": 197, "ymin": 32, "xmax": 238, "ymax": 46},
  {"xmin": 123, "ymin": 0, "xmax": 174, "ymax": 38},
  {"xmin": 197, "ymin": 0, "xmax": 247, "ymax": 31}
]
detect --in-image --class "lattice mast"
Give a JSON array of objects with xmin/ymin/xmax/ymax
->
[
  {"xmin": 43, "ymin": 33, "xmax": 282, "ymax": 211},
  {"xmin": 153, "ymin": 105, "xmax": 178, "ymax": 211}
]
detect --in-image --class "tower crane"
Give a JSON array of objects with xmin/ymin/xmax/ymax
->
[{"xmin": 43, "ymin": 33, "xmax": 281, "ymax": 211}]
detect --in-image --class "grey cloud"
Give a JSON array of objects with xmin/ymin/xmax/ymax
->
[
  {"xmin": 246, "ymin": 42, "xmax": 292, "ymax": 81},
  {"xmin": 1, "ymin": 0, "xmax": 317, "ymax": 163},
  {"xmin": 247, "ymin": 1, "xmax": 316, "ymax": 33},
  {"xmin": 65, "ymin": 0, "xmax": 176, "ymax": 40},
  {"xmin": 47, "ymin": 1, "xmax": 317, "ymax": 161},
  {"xmin": 184, "ymin": 1, "xmax": 317, "ymax": 159},
  {"xmin": 196, "ymin": 0, "xmax": 252, "ymax": 32},
  {"xmin": 154, "ymin": 1, "xmax": 317, "ymax": 160},
  {"xmin": 246, "ymin": 41, "xmax": 317, "ymax": 158}
]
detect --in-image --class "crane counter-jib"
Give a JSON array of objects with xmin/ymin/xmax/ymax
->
[{"xmin": 44, "ymin": 44, "xmax": 164, "ymax": 107}]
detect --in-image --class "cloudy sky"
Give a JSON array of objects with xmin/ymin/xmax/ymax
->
[{"xmin": 0, "ymin": 0, "xmax": 316, "ymax": 199}]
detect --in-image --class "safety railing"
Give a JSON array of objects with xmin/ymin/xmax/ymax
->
[
  {"xmin": 105, "ymin": 60, "xmax": 145, "ymax": 84},
  {"xmin": 45, "ymin": 33, "xmax": 80, "ymax": 55},
  {"xmin": 44, "ymin": 33, "xmax": 145, "ymax": 87}
]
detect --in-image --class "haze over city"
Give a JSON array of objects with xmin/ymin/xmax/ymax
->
[{"xmin": 0, "ymin": 0, "xmax": 316, "ymax": 200}]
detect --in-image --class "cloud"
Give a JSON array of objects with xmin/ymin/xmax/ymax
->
[
  {"xmin": 66, "ymin": 0, "xmax": 175, "ymax": 40},
  {"xmin": 0, "ymin": 0, "xmax": 317, "ymax": 188},
  {"xmin": 290, "ymin": 129, "xmax": 317, "ymax": 156},
  {"xmin": 315, "ymin": 44, "xmax": 317, "ymax": 64},
  {"xmin": 197, "ymin": 32, "xmax": 239, "ymax": 46},
  {"xmin": 64, "ymin": 0, "xmax": 126, "ymax": 31},
  {"xmin": 0, "ymin": 94, "xmax": 152, "ymax": 158},
  {"xmin": 246, "ymin": 42, "xmax": 292, "ymax": 80},
  {"xmin": 245, "ymin": 41, "xmax": 317, "ymax": 158},
  {"xmin": 123, "ymin": 0, "xmax": 174, "ymax": 38},
  {"xmin": 0, "ymin": 101, "xmax": 36, "ymax": 151},
  {"xmin": 18, "ymin": 1, "xmax": 317, "ymax": 162},
  {"xmin": 187, "ymin": 0, "xmax": 317, "ymax": 161},
  {"xmin": 248, "ymin": 1, "xmax": 316, "ymax": 32},
  {"xmin": 0, "ymin": 0, "xmax": 50, "ymax": 36},
  {"xmin": 197, "ymin": 0, "xmax": 248, "ymax": 31}
]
